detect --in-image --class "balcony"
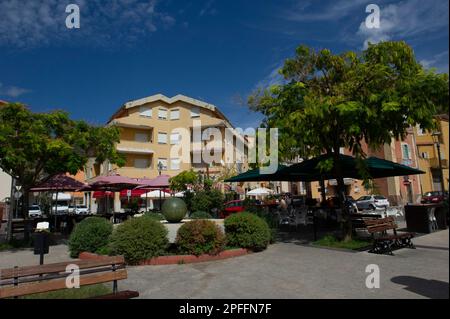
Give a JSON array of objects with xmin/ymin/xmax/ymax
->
[
  {"xmin": 116, "ymin": 141, "xmax": 154, "ymax": 155},
  {"xmin": 429, "ymin": 158, "xmax": 448, "ymax": 169},
  {"xmin": 110, "ymin": 118, "xmax": 153, "ymax": 130}
]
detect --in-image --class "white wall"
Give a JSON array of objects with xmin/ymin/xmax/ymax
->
[{"xmin": 0, "ymin": 168, "xmax": 12, "ymax": 202}]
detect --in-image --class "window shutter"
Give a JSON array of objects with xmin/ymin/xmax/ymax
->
[
  {"xmin": 171, "ymin": 158, "xmax": 181, "ymax": 170},
  {"xmin": 170, "ymin": 109, "xmax": 180, "ymax": 120},
  {"xmin": 170, "ymin": 133, "xmax": 180, "ymax": 144},
  {"xmin": 158, "ymin": 108, "xmax": 167, "ymax": 119},
  {"xmin": 139, "ymin": 106, "xmax": 152, "ymax": 117},
  {"xmin": 158, "ymin": 132, "xmax": 167, "ymax": 144},
  {"xmin": 191, "ymin": 107, "xmax": 200, "ymax": 118}
]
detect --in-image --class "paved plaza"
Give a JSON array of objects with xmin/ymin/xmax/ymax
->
[{"xmin": 1, "ymin": 229, "xmax": 448, "ymax": 299}]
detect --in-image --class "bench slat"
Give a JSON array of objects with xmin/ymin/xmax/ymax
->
[
  {"xmin": 0, "ymin": 269, "xmax": 127, "ymax": 299},
  {"xmin": 0, "ymin": 256, "xmax": 124, "ymax": 280}
]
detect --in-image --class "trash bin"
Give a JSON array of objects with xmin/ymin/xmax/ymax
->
[
  {"xmin": 434, "ymin": 205, "xmax": 448, "ymax": 230},
  {"xmin": 33, "ymin": 231, "xmax": 50, "ymax": 255},
  {"xmin": 404, "ymin": 204, "xmax": 444, "ymax": 233}
]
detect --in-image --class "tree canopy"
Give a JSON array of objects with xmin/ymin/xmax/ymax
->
[
  {"xmin": 249, "ymin": 41, "xmax": 449, "ymax": 239},
  {"xmin": 0, "ymin": 102, "xmax": 125, "ymax": 193},
  {"xmin": 169, "ymin": 169, "xmax": 199, "ymax": 192}
]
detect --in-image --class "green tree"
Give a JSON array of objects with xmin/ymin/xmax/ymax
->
[
  {"xmin": 169, "ymin": 169, "xmax": 199, "ymax": 192},
  {"xmin": 0, "ymin": 103, "xmax": 125, "ymax": 238},
  {"xmin": 249, "ymin": 41, "xmax": 449, "ymax": 240}
]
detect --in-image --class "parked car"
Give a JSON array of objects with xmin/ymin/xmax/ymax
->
[
  {"xmin": 355, "ymin": 195, "xmax": 390, "ymax": 210},
  {"xmin": 68, "ymin": 205, "xmax": 76, "ymax": 214},
  {"xmin": 74, "ymin": 205, "xmax": 90, "ymax": 215},
  {"xmin": 220, "ymin": 200, "xmax": 245, "ymax": 218},
  {"xmin": 28, "ymin": 205, "xmax": 42, "ymax": 218},
  {"xmin": 52, "ymin": 200, "xmax": 70, "ymax": 214},
  {"xmin": 325, "ymin": 196, "xmax": 358, "ymax": 213},
  {"xmin": 421, "ymin": 191, "xmax": 448, "ymax": 204}
]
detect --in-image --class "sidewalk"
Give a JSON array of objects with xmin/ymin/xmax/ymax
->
[{"xmin": 1, "ymin": 230, "xmax": 448, "ymax": 299}]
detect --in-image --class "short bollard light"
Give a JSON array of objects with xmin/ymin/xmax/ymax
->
[{"xmin": 33, "ymin": 222, "xmax": 50, "ymax": 265}]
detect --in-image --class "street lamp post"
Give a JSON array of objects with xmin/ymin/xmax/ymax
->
[
  {"xmin": 432, "ymin": 131, "xmax": 446, "ymax": 193},
  {"xmin": 157, "ymin": 161, "xmax": 163, "ymax": 211}
]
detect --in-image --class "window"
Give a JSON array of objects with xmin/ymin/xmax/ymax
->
[
  {"xmin": 170, "ymin": 132, "xmax": 180, "ymax": 145},
  {"xmin": 158, "ymin": 132, "xmax": 167, "ymax": 144},
  {"xmin": 416, "ymin": 124, "xmax": 425, "ymax": 136},
  {"xmin": 170, "ymin": 109, "xmax": 180, "ymax": 120},
  {"xmin": 421, "ymin": 152, "xmax": 429, "ymax": 159},
  {"xmin": 191, "ymin": 106, "xmax": 200, "ymax": 118},
  {"xmin": 402, "ymin": 143, "xmax": 411, "ymax": 159},
  {"xmin": 134, "ymin": 158, "xmax": 149, "ymax": 169},
  {"xmin": 157, "ymin": 158, "xmax": 168, "ymax": 171},
  {"xmin": 170, "ymin": 158, "xmax": 181, "ymax": 170},
  {"xmin": 158, "ymin": 108, "xmax": 168, "ymax": 120},
  {"xmin": 139, "ymin": 106, "xmax": 152, "ymax": 117},
  {"xmin": 135, "ymin": 132, "xmax": 149, "ymax": 142}
]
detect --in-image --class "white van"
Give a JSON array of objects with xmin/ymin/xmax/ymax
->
[{"xmin": 51, "ymin": 193, "xmax": 71, "ymax": 215}]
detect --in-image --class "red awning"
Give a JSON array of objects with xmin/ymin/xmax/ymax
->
[
  {"xmin": 119, "ymin": 189, "xmax": 147, "ymax": 197},
  {"xmin": 93, "ymin": 191, "xmax": 114, "ymax": 198}
]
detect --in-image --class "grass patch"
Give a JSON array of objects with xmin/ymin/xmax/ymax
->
[
  {"xmin": 0, "ymin": 242, "xmax": 13, "ymax": 251},
  {"xmin": 313, "ymin": 235, "xmax": 371, "ymax": 250},
  {"xmin": 22, "ymin": 284, "xmax": 111, "ymax": 299},
  {"xmin": 0, "ymin": 239, "xmax": 32, "ymax": 251}
]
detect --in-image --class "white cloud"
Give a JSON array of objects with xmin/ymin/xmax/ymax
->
[
  {"xmin": 199, "ymin": 0, "xmax": 217, "ymax": 17},
  {"xmin": 420, "ymin": 51, "xmax": 449, "ymax": 73},
  {"xmin": 255, "ymin": 63, "xmax": 285, "ymax": 89},
  {"xmin": 283, "ymin": 0, "xmax": 368, "ymax": 22},
  {"xmin": 357, "ymin": 0, "xmax": 449, "ymax": 49},
  {"xmin": 0, "ymin": 0, "xmax": 176, "ymax": 48},
  {"xmin": 0, "ymin": 83, "xmax": 31, "ymax": 97}
]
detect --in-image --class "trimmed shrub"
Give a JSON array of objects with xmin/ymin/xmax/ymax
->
[
  {"xmin": 144, "ymin": 212, "xmax": 166, "ymax": 221},
  {"xmin": 175, "ymin": 220, "xmax": 225, "ymax": 256},
  {"xmin": 224, "ymin": 212, "xmax": 271, "ymax": 251},
  {"xmin": 110, "ymin": 217, "xmax": 169, "ymax": 264},
  {"xmin": 189, "ymin": 211, "xmax": 212, "ymax": 219},
  {"xmin": 191, "ymin": 189, "xmax": 224, "ymax": 217},
  {"xmin": 68, "ymin": 217, "xmax": 113, "ymax": 258}
]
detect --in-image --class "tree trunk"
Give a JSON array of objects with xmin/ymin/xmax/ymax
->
[
  {"xmin": 332, "ymin": 152, "xmax": 352, "ymax": 242},
  {"xmin": 21, "ymin": 188, "xmax": 31, "ymax": 242},
  {"xmin": 319, "ymin": 178, "xmax": 326, "ymax": 204}
]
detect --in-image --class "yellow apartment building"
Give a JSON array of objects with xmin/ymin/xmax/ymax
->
[
  {"xmin": 90, "ymin": 93, "xmax": 248, "ymax": 181},
  {"xmin": 85, "ymin": 94, "xmax": 249, "ymax": 213},
  {"xmin": 414, "ymin": 114, "xmax": 449, "ymax": 193}
]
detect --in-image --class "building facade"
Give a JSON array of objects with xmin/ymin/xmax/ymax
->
[
  {"xmin": 86, "ymin": 94, "xmax": 249, "ymax": 213},
  {"xmin": 103, "ymin": 94, "xmax": 247, "ymax": 180},
  {"xmin": 286, "ymin": 130, "xmax": 423, "ymax": 206},
  {"xmin": 414, "ymin": 115, "xmax": 449, "ymax": 193},
  {"xmin": 0, "ymin": 101, "xmax": 12, "ymax": 203}
]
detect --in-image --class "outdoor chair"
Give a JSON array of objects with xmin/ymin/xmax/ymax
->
[
  {"xmin": 428, "ymin": 208, "xmax": 439, "ymax": 232},
  {"xmin": 289, "ymin": 208, "xmax": 308, "ymax": 229}
]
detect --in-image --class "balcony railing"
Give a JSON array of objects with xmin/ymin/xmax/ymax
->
[{"xmin": 116, "ymin": 141, "xmax": 154, "ymax": 154}]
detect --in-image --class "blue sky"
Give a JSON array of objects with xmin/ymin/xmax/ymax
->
[{"xmin": 0, "ymin": 0, "xmax": 448, "ymax": 128}]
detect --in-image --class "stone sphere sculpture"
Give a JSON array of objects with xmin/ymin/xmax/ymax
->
[{"xmin": 162, "ymin": 197, "xmax": 187, "ymax": 223}]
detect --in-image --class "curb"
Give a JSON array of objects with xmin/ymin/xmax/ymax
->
[{"xmin": 79, "ymin": 248, "xmax": 250, "ymax": 265}]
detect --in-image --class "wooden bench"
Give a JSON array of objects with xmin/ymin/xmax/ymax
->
[
  {"xmin": 364, "ymin": 216, "xmax": 415, "ymax": 255},
  {"xmin": 0, "ymin": 256, "xmax": 139, "ymax": 299}
]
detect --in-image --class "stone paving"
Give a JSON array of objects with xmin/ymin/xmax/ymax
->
[{"xmin": 1, "ymin": 229, "xmax": 448, "ymax": 299}]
